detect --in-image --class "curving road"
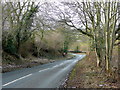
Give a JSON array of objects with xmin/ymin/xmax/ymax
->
[{"xmin": 2, "ymin": 54, "xmax": 86, "ymax": 88}]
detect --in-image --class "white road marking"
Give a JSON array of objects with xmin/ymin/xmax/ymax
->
[
  {"xmin": 38, "ymin": 61, "xmax": 69, "ymax": 72},
  {"xmin": 2, "ymin": 74, "xmax": 32, "ymax": 87},
  {"xmin": 52, "ymin": 61, "xmax": 69, "ymax": 68},
  {"xmin": 60, "ymin": 62, "xmax": 64, "ymax": 65},
  {"xmin": 39, "ymin": 68, "xmax": 50, "ymax": 72},
  {"xmin": 53, "ymin": 63, "xmax": 64, "ymax": 68},
  {"xmin": 53, "ymin": 65, "xmax": 58, "ymax": 68},
  {"xmin": 2, "ymin": 54, "xmax": 85, "ymax": 87}
]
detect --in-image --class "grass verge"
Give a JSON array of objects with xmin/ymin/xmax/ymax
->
[{"xmin": 63, "ymin": 52, "xmax": 120, "ymax": 88}]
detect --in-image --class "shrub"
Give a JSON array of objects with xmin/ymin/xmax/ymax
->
[{"xmin": 2, "ymin": 32, "xmax": 17, "ymax": 55}]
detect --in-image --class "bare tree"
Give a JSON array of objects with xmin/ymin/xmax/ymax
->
[
  {"xmin": 50, "ymin": 1, "xmax": 119, "ymax": 72},
  {"xmin": 2, "ymin": 2, "xmax": 39, "ymax": 58}
]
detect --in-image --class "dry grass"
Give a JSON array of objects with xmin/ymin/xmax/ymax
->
[{"xmin": 64, "ymin": 51, "xmax": 120, "ymax": 88}]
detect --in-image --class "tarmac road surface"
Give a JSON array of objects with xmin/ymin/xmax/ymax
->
[{"xmin": 2, "ymin": 54, "xmax": 86, "ymax": 88}]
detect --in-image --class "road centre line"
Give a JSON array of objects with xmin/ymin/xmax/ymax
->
[
  {"xmin": 3, "ymin": 60, "xmax": 73, "ymax": 87},
  {"xmin": 38, "ymin": 62, "xmax": 67, "ymax": 72},
  {"xmin": 3, "ymin": 74, "xmax": 32, "ymax": 87},
  {"xmin": 39, "ymin": 68, "xmax": 50, "ymax": 72}
]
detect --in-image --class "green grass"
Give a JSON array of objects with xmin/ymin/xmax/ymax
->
[
  {"xmin": 69, "ymin": 56, "xmax": 86, "ymax": 80},
  {"xmin": 69, "ymin": 68, "xmax": 76, "ymax": 80}
]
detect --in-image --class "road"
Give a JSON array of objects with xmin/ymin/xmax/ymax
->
[{"xmin": 2, "ymin": 54, "xmax": 86, "ymax": 88}]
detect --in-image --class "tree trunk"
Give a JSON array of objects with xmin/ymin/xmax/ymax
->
[
  {"xmin": 118, "ymin": 44, "xmax": 120, "ymax": 81},
  {"xmin": 95, "ymin": 47, "xmax": 100, "ymax": 67},
  {"xmin": 105, "ymin": 31, "xmax": 110, "ymax": 72}
]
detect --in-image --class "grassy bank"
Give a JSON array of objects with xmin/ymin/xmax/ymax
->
[
  {"xmin": 2, "ymin": 53, "xmax": 75, "ymax": 73},
  {"xmin": 63, "ymin": 52, "xmax": 120, "ymax": 88}
]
